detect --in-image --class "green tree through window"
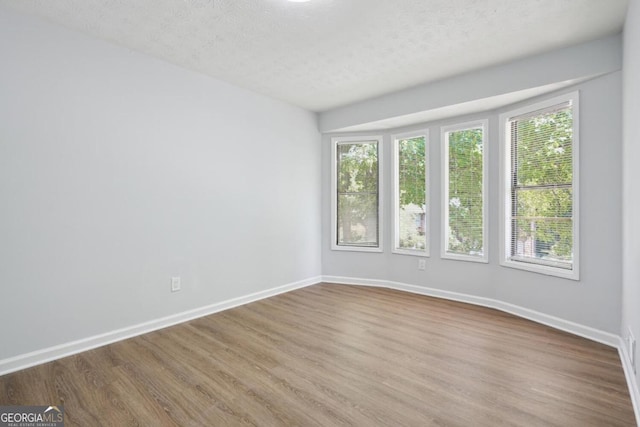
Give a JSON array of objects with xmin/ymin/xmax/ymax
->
[
  {"xmin": 336, "ymin": 141, "xmax": 379, "ymax": 247},
  {"xmin": 444, "ymin": 125, "xmax": 486, "ymax": 258},
  {"xmin": 511, "ymin": 106, "xmax": 573, "ymax": 268},
  {"xmin": 397, "ymin": 136, "xmax": 427, "ymax": 252}
]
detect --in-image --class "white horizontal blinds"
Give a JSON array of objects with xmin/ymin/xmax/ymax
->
[
  {"xmin": 336, "ymin": 141, "xmax": 379, "ymax": 247},
  {"xmin": 397, "ymin": 136, "xmax": 427, "ymax": 251},
  {"xmin": 509, "ymin": 101, "xmax": 573, "ymax": 269},
  {"xmin": 446, "ymin": 127, "xmax": 484, "ymax": 256}
]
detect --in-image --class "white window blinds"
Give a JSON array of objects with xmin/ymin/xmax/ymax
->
[
  {"xmin": 507, "ymin": 101, "xmax": 575, "ymax": 270},
  {"xmin": 442, "ymin": 122, "xmax": 487, "ymax": 261},
  {"xmin": 394, "ymin": 134, "xmax": 428, "ymax": 254},
  {"xmin": 335, "ymin": 140, "xmax": 379, "ymax": 248}
]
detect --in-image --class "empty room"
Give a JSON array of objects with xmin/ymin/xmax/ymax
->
[{"xmin": 1, "ymin": 0, "xmax": 639, "ymax": 425}]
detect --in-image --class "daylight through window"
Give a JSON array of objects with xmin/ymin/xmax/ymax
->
[
  {"xmin": 393, "ymin": 133, "xmax": 428, "ymax": 255},
  {"xmin": 502, "ymin": 94, "xmax": 578, "ymax": 278},
  {"xmin": 442, "ymin": 121, "xmax": 487, "ymax": 262},
  {"xmin": 333, "ymin": 138, "xmax": 381, "ymax": 250}
]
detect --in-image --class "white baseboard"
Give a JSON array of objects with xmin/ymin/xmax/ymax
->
[
  {"xmin": 619, "ymin": 337, "xmax": 640, "ymax": 427},
  {"xmin": 0, "ymin": 276, "xmax": 321, "ymax": 377}
]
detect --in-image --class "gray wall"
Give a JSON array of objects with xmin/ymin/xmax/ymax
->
[
  {"xmin": 623, "ymin": 0, "xmax": 640, "ymax": 385},
  {"xmin": 322, "ymin": 71, "xmax": 623, "ymax": 334},
  {"xmin": 0, "ymin": 6, "xmax": 321, "ymax": 360}
]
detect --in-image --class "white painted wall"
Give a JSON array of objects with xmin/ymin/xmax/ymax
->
[
  {"xmin": 0, "ymin": 6, "xmax": 321, "ymax": 360},
  {"xmin": 623, "ymin": 0, "xmax": 640, "ymax": 394},
  {"xmin": 322, "ymin": 71, "xmax": 623, "ymax": 334}
]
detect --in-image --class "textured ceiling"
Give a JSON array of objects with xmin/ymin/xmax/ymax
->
[{"xmin": 0, "ymin": 0, "xmax": 629, "ymax": 112}]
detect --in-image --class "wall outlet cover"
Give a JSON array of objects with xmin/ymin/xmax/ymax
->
[{"xmin": 171, "ymin": 276, "xmax": 181, "ymax": 292}]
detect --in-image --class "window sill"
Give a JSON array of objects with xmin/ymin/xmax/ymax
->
[
  {"xmin": 441, "ymin": 252, "xmax": 488, "ymax": 263},
  {"xmin": 500, "ymin": 259, "xmax": 579, "ymax": 280},
  {"xmin": 331, "ymin": 244, "xmax": 383, "ymax": 253},
  {"xmin": 392, "ymin": 248, "xmax": 429, "ymax": 257}
]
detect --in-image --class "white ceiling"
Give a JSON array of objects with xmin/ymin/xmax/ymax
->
[{"xmin": 0, "ymin": 0, "xmax": 629, "ymax": 112}]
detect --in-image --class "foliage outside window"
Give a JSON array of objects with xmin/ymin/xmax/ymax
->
[
  {"xmin": 332, "ymin": 137, "xmax": 382, "ymax": 251},
  {"xmin": 393, "ymin": 132, "xmax": 428, "ymax": 255},
  {"xmin": 501, "ymin": 93, "xmax": 579, "ymax": 279},
  {"xmin": 442, "ymin": 121, "xmax": 488, "ymax": 262}
]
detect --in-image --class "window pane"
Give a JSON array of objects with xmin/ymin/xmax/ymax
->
[
  {"xmin": 337, "ymin": 143, "xmax": 378, "ymax": 193},
  {"xmin": 397, "ymin": 137, "xmax": 427, "ymax": 251},
  {"xmin": 510, "ymin": 104, "xmax": 574, "ymax": 270},
  {"xmin": 515, "ymin": 109, "xmax": 573, "ymax": 187},
  {"xmin": 336, "ymin": 141, "xmax": 379, "ymax": 247},
  {"xmin": 446, "ymin": 128, "xmax": 484, "ymax": 256},
  {"xmin": 512, "ymin": 188, "xmax": 572, "ymax": 267},
  {"xmin": 337, "ymin": 193, "xmax": 378, "ymax": 246}
]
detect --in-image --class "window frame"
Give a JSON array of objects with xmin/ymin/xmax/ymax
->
[
  {"xmin": 499, "ymin": 92, "xmax": 580, "ymax": 280},
  {"xmin": 391, "ymin": 130, "xmax": 430, "ymax": 257},
  {"xmin": 440, "ymin": 119, "xmax": 489, "ymax": 263},
  {"xmin": 331, "ymin": 135, "xmax": 384, "ymax": 253}
]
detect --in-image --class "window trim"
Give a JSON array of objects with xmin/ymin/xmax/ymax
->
[
  {"xmin": 440, "ymin": 120, "xmax": 489, "ymax": 263},
  {"xmin": 391, "ymin": 130, "xmax": 430, "ymax": 257},
  {"xmin": 498, "ymin": 91, "xmax": 580, "ymax": 280},
  {"xmin": 331, "ymin": 135, "xmax": 384, "ymax": 253}
]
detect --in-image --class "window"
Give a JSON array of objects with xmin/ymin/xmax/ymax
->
[
  {"xmin": 392, "ymin": 131, "xmax": 428, "ymax": 255},
  {"xmin": 441, "ymin": 121, "xmax": 488, "ymax": 262},
  {"xmin": 500, "ymin": 92, "xmax": 579, "ymax": 280},
  {"xmin": 331, "ymin": 136, "xmax": 382, "ymax": 252}
]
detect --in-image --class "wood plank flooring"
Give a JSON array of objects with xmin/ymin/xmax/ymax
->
[{"xmin": 0, "ymin": 283, "xmax": 635, "ymax": 426}]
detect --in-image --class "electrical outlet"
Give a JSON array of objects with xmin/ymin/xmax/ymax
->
[
  {"xmin": 418, "ymin": 259, "xmax": 426, "ymax": 270},
  {"xmin": 171, "ymin": 276, "xmax": 181, "ymax": 292},
  {"xmin": 628, "ymin": 328, "xmax": 636, "ymax": 373}
]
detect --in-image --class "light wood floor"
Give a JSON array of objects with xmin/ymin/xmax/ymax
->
[{"xmin": 0, "ymin": 283, "xmax": 635, "ymax": 426}]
